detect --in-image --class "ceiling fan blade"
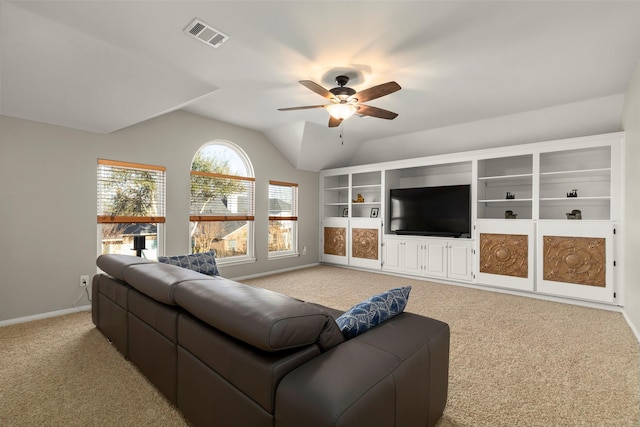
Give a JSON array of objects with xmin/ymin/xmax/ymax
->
[
  {"xmin": 357, "ymin": 104, "xmax": 398, "ymax": 120},
  {"xmin": 353, "ymin": 81, "xmax": 401, "ymax": 103},
  {"xmin": 299, "ymin": 80, "xmax": 335, "ymax": 100},
  {"xmin": 328, "ymin": 116, "xmax": 343, "ymax": 127},
  {"xmin": 278, "ymin": 105, "xmax": 327, "ymax": 111}
]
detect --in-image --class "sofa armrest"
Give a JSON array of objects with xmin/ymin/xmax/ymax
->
[{"xmin": 275, "ymin": 313, "xmax": 450, "ymax": 427}]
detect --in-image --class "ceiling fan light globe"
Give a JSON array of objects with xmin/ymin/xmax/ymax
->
[{"xmin": 326, "ymin": 104, "xmax": 357, "ymax": 120}]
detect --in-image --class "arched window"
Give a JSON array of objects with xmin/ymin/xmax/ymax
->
[{"xmin": 190, "ymin": 142, "xmax": 255, "ymax": 262}]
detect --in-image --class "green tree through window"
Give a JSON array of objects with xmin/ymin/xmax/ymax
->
[{"xmin": 97, "ymin": 159, "xmax": 166, "ymax": 259}]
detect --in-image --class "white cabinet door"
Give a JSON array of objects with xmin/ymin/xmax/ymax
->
[
  {"xmin": 383, "ymin": 237, "xmax": 403, "ymax": 272},
  {"xmin": 448, "ymin": 240, "xmax": 473, "ymax": 281},
  {"xmin": 424, "ymin": 240, "xmax": 447, "ymax": 278},
  {"xmin": 403, "ymin": 240, "xmax": 423, "ymax": 275},
  {"xmin": 383, "ymin": 236, "xmax": 473, "ymax": 282},
  {"xmin": 320, "ymin": 217, "xmax": 349, "ymax": 265},
  {"xmin": 383, "ymin": 236, "xmax": 424, "ymax": 275},
  {"xmin": 536, "ymin": 221, "xmax": 615, "ymax": 303},
  {"xmin": 349, "ymin": 218, "xmax": 382, "ymax": 270},
  {"xmin": 475, "ymin": 219, "xmax": 535, "ymax": 292}
]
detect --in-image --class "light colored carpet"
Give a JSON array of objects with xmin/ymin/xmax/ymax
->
[
  {"xmin": 1, "ymin": 265, "xmax": 638, "ymax": 426},
  {"xmin": 246, "ymin": 266, "xmax": 640, "ymax": 426},
  {"xmin": 0, "ymin": 310, "xmax": 188, "ymax": 427}
]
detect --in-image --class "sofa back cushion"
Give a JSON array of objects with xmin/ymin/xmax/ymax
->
[
  {"xmin": 123, "ymin": 263, "xmax": 213, "ymax": 305},
  {"xmin": 174, "ymin": 279, "xmax": 342, "ymax": 352},
  {"xmin": 97, "ymin": 254, "xmax": 155, "ymax": 281}
]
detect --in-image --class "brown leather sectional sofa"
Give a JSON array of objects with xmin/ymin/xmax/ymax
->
[{"xmin": 92, "ymin": 254, "xmax": 450, "ymax": 427}]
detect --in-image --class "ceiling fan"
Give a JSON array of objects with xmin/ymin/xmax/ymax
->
[{"xmin": 278, "ymin": 75, "xmax": 401, "ymax": 127}]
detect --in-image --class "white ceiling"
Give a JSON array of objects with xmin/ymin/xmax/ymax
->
[{"xmin": 2, "ymin": 1, "xmax": 640, "ymax": 171}]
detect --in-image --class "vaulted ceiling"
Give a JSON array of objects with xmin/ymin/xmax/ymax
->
[{"xmin": 2, "ymin": 1, "xmax": 640, "ymax": 171}]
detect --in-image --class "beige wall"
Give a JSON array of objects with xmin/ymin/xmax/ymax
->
[
  {"xmin": 622, "ymin": 61, "xmax": 640, "ymax": 338},
  {"xmin": 3, "ymin": 91, "xmax": 639, "ymax": 332},
  {"xmin": 0, "ymin": 111, "xmax": 319, "ymax": 322}
]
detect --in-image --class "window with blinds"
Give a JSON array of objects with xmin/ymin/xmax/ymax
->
[
  {"xmin": 97, "ymin": 159, "xmax": 166, "ymax": 259},
  {"xmin": 189, "ymin": 142, "xmax": 256, "ymax": 260},
  {"xmin": 268, "ymin": 180, "xmax": 298, "ymax": 256},
  {"xmin": 189, "ymin": 171, "xmax": 255, "ymax": 221}
]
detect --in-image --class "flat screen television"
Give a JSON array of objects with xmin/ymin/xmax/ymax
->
[{"xmin": 389, "ymin": 185, "xmax": 471, "ymax": 238}]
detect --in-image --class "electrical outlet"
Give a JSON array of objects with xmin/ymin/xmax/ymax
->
[
  {"xmin": 302, "ymin": 246, "xmax": 307, "ymax": 255},
  {"xmin": 80, "ymin": 275, "xmax": 89, "ymax": 287}
]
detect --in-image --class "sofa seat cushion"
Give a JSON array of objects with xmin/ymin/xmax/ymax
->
[
  {"xmin": 158, "ymin": 251, "xmax": 219, "ymax": 276},
  {"xmin": 123, "ymin": 262, "xmax": 212, "ymax": 305},
  {"xmin": 174, "ymin": 279, "xmax": 340, "ymax": 352}
]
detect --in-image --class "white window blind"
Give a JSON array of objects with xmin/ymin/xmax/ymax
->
[
  {"xmin": 268, "ymin": 180, "xmax": 298, "ymax": 220},
  {"xmin": 97, "ymin": 159, "xmax": 166, "ymax": 223},
  {"xmin": 190, "ymin": 170, "xmax": 255, "ymax": 221}
]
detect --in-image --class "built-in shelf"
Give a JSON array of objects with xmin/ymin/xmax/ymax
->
[
  {"xmin": 477, "ymin": 155, "xmax": 533, "ymax": 219},
  {"xmin": 478, "ymin": 173, "xmax": 533, "ymax": 184},
  {"xmin": 539, "ymin": 147, "xmax": 613, "ymax": 220},
  {"xmin": 540, "ymin": 196, "xmax": 610, "ymax": 202},
  {"xmin": 322, "ymin": 171, "xmax": 383, "ymax": 219},
  {"xmin": 539, "ymin": 168, "xmax": 611, "ymax": 180},
  {"xmin": 479, "ymin": 198, "xmax": 533, "ymax": 203},
  {"xmin": 352, "ymin": 184, "xmax": 381, "ymax": 190}
]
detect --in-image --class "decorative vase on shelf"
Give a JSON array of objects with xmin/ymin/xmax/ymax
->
[{"xmin": 566, "ymin": 209, "xmax": 582, "ymax": 220}]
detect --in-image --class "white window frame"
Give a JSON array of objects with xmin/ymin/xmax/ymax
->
[
  {"xmin": 96, "ymin": 159, "xmax": 166, "ymax": 260},
  {"xmin": 189, "ymin": 141, "xmax": 256, "ymax": 265},
  {"xmin": 268, "ymin": 180, "xmax": 299, "ymax": 259}
]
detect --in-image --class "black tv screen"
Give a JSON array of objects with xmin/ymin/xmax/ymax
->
[{"xmin": 389, "ymin": 185, "xmax": 471, "ymax": 237}]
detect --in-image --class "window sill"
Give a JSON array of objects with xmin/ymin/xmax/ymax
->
[
  {"xmin": 216, "ymin": 257, "xmax": 257, "ymax": 267},
  {"xmin": 268, "ymin": 252, "xmax": 300, "ymax": 261}
]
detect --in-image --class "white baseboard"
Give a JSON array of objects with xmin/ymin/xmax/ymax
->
[
  {"xmin": 231, "ymin": 262, "xmax": 320, "ymax": 282},
  {"xmin": 0, "ymin": 305, "xmax": 91, "ymax": 328},
  {"xmin": 622, "ymin": 309, "xmax": 640, "ymax": 344}
]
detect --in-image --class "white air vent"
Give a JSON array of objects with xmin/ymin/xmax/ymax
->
[{"xmin": 184, "ymin": 18, "xmax": 229, "ymax": 48}]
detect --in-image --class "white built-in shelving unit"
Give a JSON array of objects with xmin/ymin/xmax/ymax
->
[{"xmin": 319, "ymin": 132, "xmax": 624, "ymax": 305}]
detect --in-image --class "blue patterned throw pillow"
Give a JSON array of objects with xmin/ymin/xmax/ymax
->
[
  {"xmin": 157, "ymin": 251, "xmax": 219, "ymax": 276},
  {"xmin": 335, "ymin": 286, "xmax": 411, "ymax": 339}
]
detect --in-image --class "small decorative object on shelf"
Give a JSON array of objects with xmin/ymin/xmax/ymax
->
[
  {"xmin": 505, "ymin": 192, "xmax": 515, "ymax": 199},
  {"xmin": 370, "ymin": 207, "xmax": 379, "ymax": 218},
  {"xmin": 342, "ymin": 208, "xmax": 349, "ymax": 217},
  {"xmin": 353, "ymin": 193, "xmax": 365, "ymax": 203},
  {"xmin": 566, "ymin": 209, "xmax": 582, "ymax": 220},
  {"xmin": 504, "ymin": 210, "xmax": 518, "ymax": 219},
  {"xmin": 567, "ymin": 189, "xmax": 578, "ymax": 198}
]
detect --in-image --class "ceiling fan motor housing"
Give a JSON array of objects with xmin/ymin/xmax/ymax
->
[{"xmin": 330, "ymin": 76, "xmax": 356, "ymax": 101}]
